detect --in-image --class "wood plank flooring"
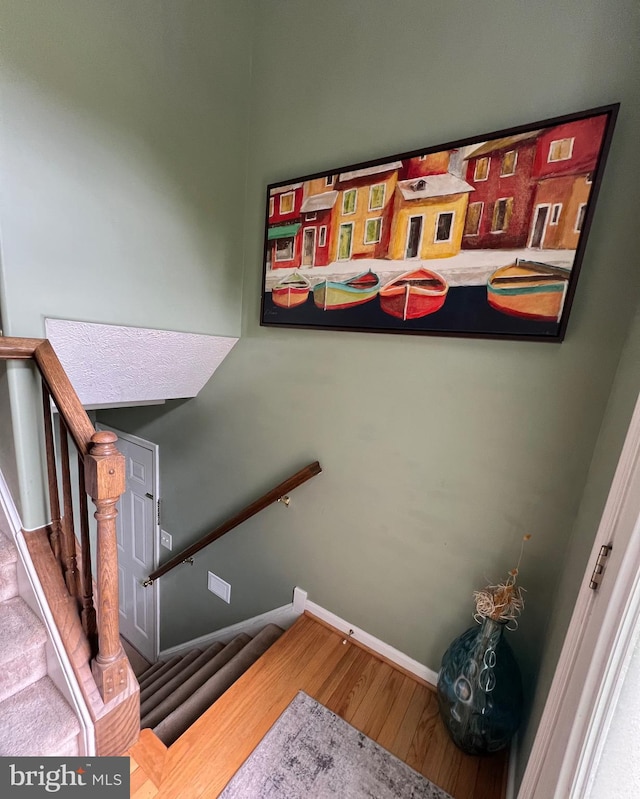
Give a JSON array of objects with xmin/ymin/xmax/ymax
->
[{"xmin": 127, "ymin": 613, "xmax": 508, "ymax": 798}]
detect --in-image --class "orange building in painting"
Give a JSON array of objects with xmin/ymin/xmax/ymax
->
[
  {"xmin": 529, "ymin": 174, "xmax": 593, "ymax": 250},
  {"xmin": 330, "ymin": 163, "xmax": 401, "ymax": 261},
  {"xmin": 403, "ymin": 151, "xmax": 451, "ymax": 178}
]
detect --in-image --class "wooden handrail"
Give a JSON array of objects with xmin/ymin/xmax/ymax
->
[
  {"xmin": 147, "ymin": 460, "xmax": 322, "ymax": 583},
  {"xmin": 33, "ymin": 340, "xmax": 95, "ymax": 457},
  {"xmin": 0, "ymin": 337, "xmax": 96, "ymax": 457},
  {"xmin": 0, "ymin": 336, "xmax": 46, "ymax": 358}
]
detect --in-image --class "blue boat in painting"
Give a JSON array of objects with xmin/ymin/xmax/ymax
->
[{"xmin": 312, "ymin": 270, "xmax": 381, "ymax": 311}]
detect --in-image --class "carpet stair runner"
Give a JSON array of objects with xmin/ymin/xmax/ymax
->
[
  {"xmin": 138, "ymin": 623, "xmax": 285, "ymax": 746},
  {"xmin": 0, "ymin": 528, "xmax": 81, "ymax": 756}
]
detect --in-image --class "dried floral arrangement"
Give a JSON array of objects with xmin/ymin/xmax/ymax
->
[{"xmin": 473, "ymin": 535, "xmax": 530, "ymax": 628}]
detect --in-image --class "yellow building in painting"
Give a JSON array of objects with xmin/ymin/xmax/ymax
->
[
  {"xmin": 330, "ymin": 163, "xmax": 402, "ymax": 262},
  {"xmin": 389, "ymin": 174, "xmax": 474, "ymax": 260}
]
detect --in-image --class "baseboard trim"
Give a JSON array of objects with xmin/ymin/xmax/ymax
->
[
  {"xmin": 158, "ymin": 596, "xmax": 301, "ymax": 659},
  {"xmin": 159, "ymin": 586, "xmax": 439, "ymax": 688},
  {"xmin": 297, "ymin": 590, "xmax": 439, "ymax": 686}
]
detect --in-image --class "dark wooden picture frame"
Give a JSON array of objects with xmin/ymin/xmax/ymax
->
[{"xmin": 260, "ymin": 104, "xmax": 619, "ymax": 341}]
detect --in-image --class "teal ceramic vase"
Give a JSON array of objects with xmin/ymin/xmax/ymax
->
[{"xmin": 436, "ymin": 616, "xmax": 523, "ymax": 755}]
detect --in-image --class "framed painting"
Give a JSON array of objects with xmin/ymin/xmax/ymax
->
[{"xmin": 260, "ymin": 103, "xmax": 618, "ymax": 342}]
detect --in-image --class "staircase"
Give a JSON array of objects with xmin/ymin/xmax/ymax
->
[
  {"xmin": 0, "ymin": 529, "xmax": 81, "ymax": 756},
  {"xmin": 138, "ymin": 624, "xmax": 284, "ymax": 746},
  {"xmin": 0, "ymin": 339, "xmax": 322, "ymax": 759}
]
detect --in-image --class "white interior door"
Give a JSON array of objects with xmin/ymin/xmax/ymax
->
[
  {"xmin": 520, "ymin": 390, "xmax": 640, "ymax": 798},
  {"xmin": 97, "ymin": 424, "xmax": 159, "ymax": 662}
]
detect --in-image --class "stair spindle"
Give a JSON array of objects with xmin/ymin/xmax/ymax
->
[
  {"xmin": 58, "ymin": 417, "xmax": 80, "ymax": 598},
  {"xmin": 41, "ymin": 384, "xmax": 63, "ymax": 565},
  {"xmin": 77, "ymin": 453, "xmax": 98, "ymax": 657}
]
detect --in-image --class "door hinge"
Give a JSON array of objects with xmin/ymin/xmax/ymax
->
[
  {"xmin": 589, "ymin": 544, "xmax": 612, "ymax": 590},
  {"xmin": 157, "ymin": 498, "xmax": 161, "ymax": 526}
]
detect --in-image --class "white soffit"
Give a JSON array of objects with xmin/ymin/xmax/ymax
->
[{"xmin": 45, "ymin": 318, "xmax": 238, "ymax": 407}]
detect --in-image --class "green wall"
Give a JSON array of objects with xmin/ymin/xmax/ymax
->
[
  {"xmin": 0, "ymin": 0, "xmax": 251, "ymax": 339},
  {"xmin": 0, "ymin": 362, "xmax": 21, "ymax": 513}
]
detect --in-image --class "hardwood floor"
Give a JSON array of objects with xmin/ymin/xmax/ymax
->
[{"xmin": 128, "ymin": 613, "xmax": 508, "ymax": 798}]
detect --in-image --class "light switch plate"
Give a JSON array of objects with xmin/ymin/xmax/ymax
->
[
  {"xmin": 208, "ymin": 571, "xmax": 231, "ymax": 603},
  {"xmin": 160, "ymin": 530, "xmax": 173, "ymax": 550}
]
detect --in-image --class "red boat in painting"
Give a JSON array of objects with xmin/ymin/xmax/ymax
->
[
  {"xmin": 271, "ymin": 272, "xmax": 311, "ymax": 309},
  {"xmin": 379, "ymin": 267, "xmax": 448, "ymax": 320}
]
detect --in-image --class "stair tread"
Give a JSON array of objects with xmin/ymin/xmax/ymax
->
[
  {"xmin": 0, "ymin": 597, "xmax": 47, "ymax": 666},
  {"xmin": 0, "ymin": 676, "xmax": 80, "ymax": 756},
  {"xmin": 139, "ymin": 648, "xmax": 204, "ymax": 705},
  {"xmin": 141, "ymin": 633, "xmax": 251, "ymax": 731},
  {"xmin": 152, "ymin": 624, "xmax": 284, "ymax": 746},
  {"xmin": 0, "ymin": 530, "xmax": 17, "ymax": 567},
  {"xmin": 137, "ymin": 659, "xmax": 167, "ymax": 686},
  {"xmin": 139, "ymin": 642, "xmax": 225, "ymax": 716},
  {"xmin": 138, "ymin": 655, "xmax": 184, "ymax": 692}
]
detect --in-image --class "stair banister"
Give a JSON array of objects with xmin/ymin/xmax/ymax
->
[
  {"xmin": 146, "ymin": 460, "xmax": 322, "ymax": 584},
  {"xmin": 0, "ymin": 336, "xmax": 137, "ymax": 754}
]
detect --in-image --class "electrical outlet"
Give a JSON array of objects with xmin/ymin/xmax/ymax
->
[
  {"xmin": 160, "ymin": 530, "xmax": 173, "ymax": 551},
  {"xmin": 207, "ymin": 571, "xmax": 231, "ymax": 603}
]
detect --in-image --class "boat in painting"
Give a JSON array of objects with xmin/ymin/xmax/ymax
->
[
  {"xmin": 271, "ymin": 272, "xmax": 311, "ymax": 309},
  {"xmin": 313, "ymin": 270, "xmax": 380, "ymax": 311},
  {"xmin": 486, "ymin": 259, "xmax": 571, "ymax": 322},
  {"xmin": 379, "ymin": 267, "xmax": 448, "ymax": 320}
]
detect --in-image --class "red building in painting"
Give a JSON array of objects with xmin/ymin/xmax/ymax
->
[
  {"xmin": 298, "ymin": 177, "xmax": 338, "ymax": 267},
  {"xmin": 265, "ymin": 183, "xmax": 304, "ymax": 269},
  {"xmin": 462, "ymin": 131, "xmax": 542, "ymax": 249},
  {"xmin": 462, "ymin": 115, "xmax": 608, "ymax": 252},
  {"xmin": 527, "ymin": 115, "xmax": 608, "ymax": 250}
]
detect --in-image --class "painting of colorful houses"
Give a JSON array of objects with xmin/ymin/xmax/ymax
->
[{"xmin": 260, "ymin": 105, "xmax": 618, "ymax": 341}]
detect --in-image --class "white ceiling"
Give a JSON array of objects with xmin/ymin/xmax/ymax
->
[{"xmin": 45, "ymin": 318, "xmax": 238, "ymax": 408}]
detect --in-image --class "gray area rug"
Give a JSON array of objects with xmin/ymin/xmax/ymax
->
[{"xmin": 219, "ymin": 691, "xmax": 453, "ymax": 798}]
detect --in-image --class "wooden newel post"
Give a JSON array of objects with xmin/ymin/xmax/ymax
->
[{"xmin": 84, "ymin": 431, "xmax": 128, "ymax": 702}]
